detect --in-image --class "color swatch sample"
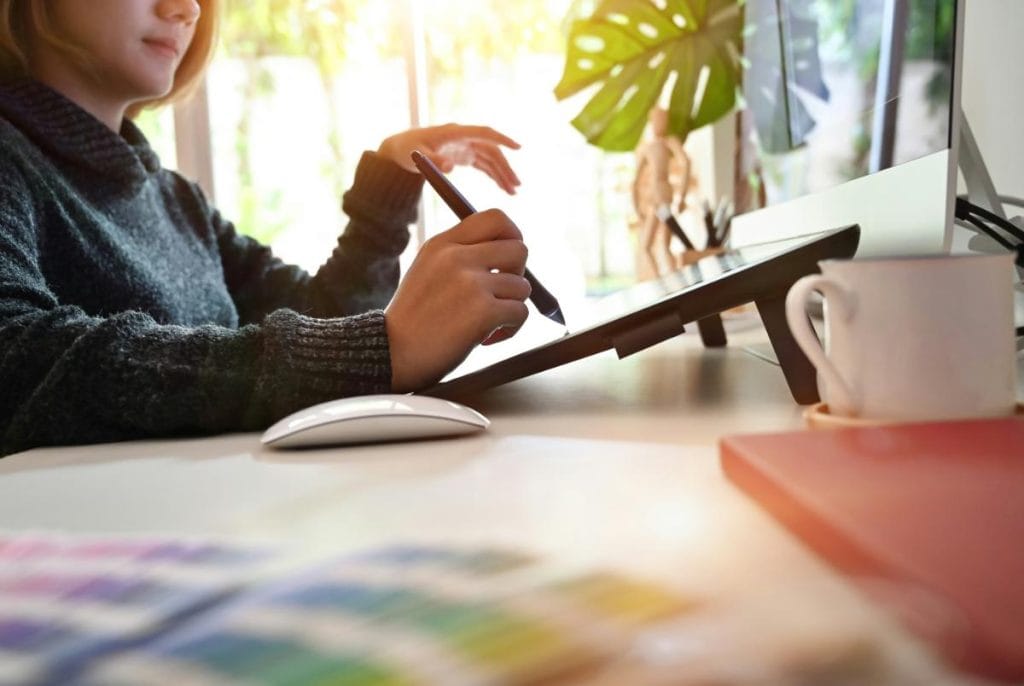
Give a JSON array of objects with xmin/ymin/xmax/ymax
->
[
  {"xmin": 0, "ymin": 535, "xmax": 695, "ymax": 685},
  {"xmin": 0, "ymin": 533, "xmax": 273, "ymax": 685}
]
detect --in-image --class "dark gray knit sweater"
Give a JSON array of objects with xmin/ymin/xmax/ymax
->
[{"xmin": 0, "ymin": 80, "xmax": 425, "ymax": 456}]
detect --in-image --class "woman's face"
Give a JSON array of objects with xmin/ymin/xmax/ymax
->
[{"xmin": 34, "ymin": 0, "xmax": 201, "ymax": 106}]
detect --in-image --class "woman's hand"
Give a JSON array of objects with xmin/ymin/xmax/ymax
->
[
  {"xmin": 384, "ymin": 209, "xmax": 531, "ymax": 392},
  {"xmin": 378, "ymin": 124, "xmax": 521, "ymax": 194}
]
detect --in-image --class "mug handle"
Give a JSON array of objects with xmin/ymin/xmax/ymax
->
[{"xmin": 785, "ymin": 274, "xmax": 860, "ymax": 414}]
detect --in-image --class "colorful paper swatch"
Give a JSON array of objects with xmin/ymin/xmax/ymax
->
[{"xmin": 0, "ymin": 536, "xmax": 694, "ymax": 685}]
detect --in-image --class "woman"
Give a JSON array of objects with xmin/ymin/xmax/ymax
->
[{"xmin": 0, "ymin": 0, "xmax": 532, "ymax": 455}]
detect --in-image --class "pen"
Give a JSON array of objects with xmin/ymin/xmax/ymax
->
[
  {"xmin": 718, "ymin": 200, "xmax": 734, "ymax": 248},
  {"xmin": 712, "ymin": 197, "xmax": 727, "ymax": 239},
  {"xmin": 655, "ymin": 205, "xmax": 696, "ymax": 251},
  {"xmin": 411, "ymin": 150, "xmax": 566, "ymax": 326},
  {"xmin": 701, "ymin": 199, "xmax": 718, "ymax": 247}
]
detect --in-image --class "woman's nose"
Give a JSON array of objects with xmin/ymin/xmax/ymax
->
[{"xmin": 157, "ymin": 0, "xmax": 201, "ymax": 25}]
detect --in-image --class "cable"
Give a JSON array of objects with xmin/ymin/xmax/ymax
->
[
  {"xmin": 960, "ymin": 215, "xmax": 1024, "ymax": 270},
  {"xmin": 954, "ymin": 217, "xmax": 1011, "ymax": 250},
  {"xmin": 956, "ymin": 197, "xmax": 1024, "ymax": 244},
  {"xmin": 958, "ymin": 211, "xmax": 1015, "ymax": 251},
  {"xmin": 956, "ymin": 193, "xmax": 1024, "ymax": 213},
  {"xmin": 955, "ymin": 199, "xmax": 1024, "ymax": 339},
  {"xmin": 969, "ymin": 201, "xmax": 1024, "ymax": 243}
]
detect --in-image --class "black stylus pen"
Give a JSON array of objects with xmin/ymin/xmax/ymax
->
[{"xmin": 411, "ymin": 150, "xmax": 566, "ymax": 326}]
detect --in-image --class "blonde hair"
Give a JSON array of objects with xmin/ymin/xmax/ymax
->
[{"xmin": 0, "ymin": 0, "xmax": 219, "ymax": 117}]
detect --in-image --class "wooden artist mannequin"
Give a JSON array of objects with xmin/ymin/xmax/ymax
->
[{"xmin": 633, "ymin": 107, "xmax": 692, "ymax": 277}]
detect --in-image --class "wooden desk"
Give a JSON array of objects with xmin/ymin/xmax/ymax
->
[{"xmin": 0, "ymin": 319, "xmax": 1010, "ymax": 684}]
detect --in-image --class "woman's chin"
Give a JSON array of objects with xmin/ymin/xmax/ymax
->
[{"xmin": 126, "ymin": 74, "xmax": 176, "ymax": 104}]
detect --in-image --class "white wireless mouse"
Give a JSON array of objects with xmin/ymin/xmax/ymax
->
[{"xmin": 260, "ymin": 394, "xmax": 490, "ymax": 449}]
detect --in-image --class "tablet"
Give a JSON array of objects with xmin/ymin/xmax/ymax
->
[{"xmin": 427, "ymin": 225, "xmax": 860, "ymax": 402}]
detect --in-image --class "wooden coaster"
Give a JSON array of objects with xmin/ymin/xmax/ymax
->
[{"xmin": 803, "ymin": 402, "xmax": 1024, "ymax": 429}]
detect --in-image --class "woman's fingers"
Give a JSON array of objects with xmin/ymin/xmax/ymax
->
[
  {"xmin": 421, "ymin": 237, "xmax": 527, "ymax": 280},
  {"xmin": 431, "ymin": 124, "xmax": 521, "ymax": 150},
  {"xmin": 434, "ymin": 140, "xmax": 520, "ymax": 194},
  {"xmin": 384, "ymin": 209, "xmax": 532, "ymax": 391},
  {"xmin": 468, "ymin": 155, "xmax": 507, "ymax": 194},
  {"xmin": 463, "ymin": 240, "xmax": 528, "ymax": 276},
  {"xmin": 469, "ymin": 146, "xmax": 518, "ymax": 195},
  {"xmin": 443, "ymin": 209, "xmax": 522, "ymax": 245},
  {"xmin": 379, "ymin": 124, "xmax": 522, "ymax": 193},
  {"xmin": 487, "ymin": 272, "xmax": 532, "ymax": 301},
  {"xmin": 432, "ymin": 127, "xmax": 521, "ymax": 194},
  {"xmin": 471, "ymin": 267, "xmax": 531, "ymax": 347},
  {"xmin": 421, "ymin": 146, "xmax": 455, "ymax": 173},
  {"xmin": 482, "ymin": 326, "xmax": 518, "ymax": 346},
  {"xmin": 481, "ymin": 300, "xmax": 529, "ymax": 345}
]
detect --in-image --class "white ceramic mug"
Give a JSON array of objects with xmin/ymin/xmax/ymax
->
[{"xmin": 785, "ymin": 253, "xmax": 1018, "ymax": 421}]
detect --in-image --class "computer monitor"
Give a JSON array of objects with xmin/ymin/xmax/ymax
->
[{"xmin": 726, "ymin": 0, "xmax": 964, "ymax": 257}]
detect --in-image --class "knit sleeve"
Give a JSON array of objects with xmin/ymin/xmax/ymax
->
[
  {"xmin": 0, "ymin": 163, "xmax": 398, "ymax": 457},
  {"xmin": 210, "ymin": 151, "xmax": 424, "ymax": 324}
]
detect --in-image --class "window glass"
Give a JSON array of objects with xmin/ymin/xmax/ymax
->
[
  {"xmin": 199, "ymin": 0, "xmax": 633, "ymax": 294},
  {"xmin": 135, "ymin": 108, "xmax": 177, "ymax": 170},
  {"xmin": 418, "ymin": 0, "xmax": 634, "ymax": 296},
  {"xmin": 208, "ymin": 0, "xmax": 407, "ymax": 268}
]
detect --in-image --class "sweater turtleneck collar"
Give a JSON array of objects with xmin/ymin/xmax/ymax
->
[{"xmin": 0, "ymin": 79, "xmax": 162, "ymax": 189}]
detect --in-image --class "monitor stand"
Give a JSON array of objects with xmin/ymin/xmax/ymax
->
[
  {"xmin": 957, "ymin": 111, "xmax": 1024, "ymax": 279},
  {"xmin": 956, "ymin": 111, "xmax": 1024, "ymax": 334},
  {"xmin": 959, "ymin": 112, "xmax": 1007, "ymax": 220}
]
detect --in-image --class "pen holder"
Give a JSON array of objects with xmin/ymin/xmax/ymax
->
[
  {"xmin": 681, "ymin": 247, "xmax": 728, "ymax": 347},
  {"xmin": 680, "ymin": 246, "xmax": 725, "ymax": 267}
]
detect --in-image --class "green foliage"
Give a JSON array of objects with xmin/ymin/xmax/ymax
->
[
  {"xmin": 554, "ymin": 0, "xmax": 745, "ymax": 152},
  {"xmin": 220, "ymin": 0, "xmax": 360, "ymax": 64},
  {"xmin": 421, "ymin": 0, "xmax": 569, "ymax": 78}
]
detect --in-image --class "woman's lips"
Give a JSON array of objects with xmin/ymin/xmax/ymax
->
[{"xmin": 143, "ymin": 38, "xmax": 180, "ymax": 60}]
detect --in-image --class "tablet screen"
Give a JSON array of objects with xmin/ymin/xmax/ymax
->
[
  {"xmin": 442, "ymin": 232, "xmax": 825, "ymax": 382},
  {"xmin": 574, "ymin": 235, "xmax": 807, "ymax": 330}
]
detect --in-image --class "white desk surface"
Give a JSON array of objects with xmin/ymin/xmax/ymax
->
[{"xmin": 0, "ymin": 317, "xmax": 1015, "ymax": 684}]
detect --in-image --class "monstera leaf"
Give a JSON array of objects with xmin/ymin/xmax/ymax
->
[
  {"xmin": 743, "ymin": 0, "xmax": 829, "ymax": 154},
  {"xmin": 554, "ymin": 0, "xmax": 745, "ymax": 152}
]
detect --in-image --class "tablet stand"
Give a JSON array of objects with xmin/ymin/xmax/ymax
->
[
  {"xmin": 754, "ymin": 294, "xmax": 819, "ymax": 404},
  {"xmin": 607, "ymin": 288, "xmax": 819, "ymax": 404}
]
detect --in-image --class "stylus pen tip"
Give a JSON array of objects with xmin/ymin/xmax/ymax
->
[{"xmin": 545, "ymin": 308, "xmax": 566, "ymax": 326}]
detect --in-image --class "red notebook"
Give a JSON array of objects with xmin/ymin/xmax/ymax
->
[{"xmin": 720, "ymin": 417, "xmax": 1024, "ymax": 682}]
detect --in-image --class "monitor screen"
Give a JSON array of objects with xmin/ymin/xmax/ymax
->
[
  {"xmin": 741, "ymin": 0, "xmax": 955, "ymax": 209},
  {"xmin": 724, "ymin": 0, "xmax": 963, "ymax": 257}
]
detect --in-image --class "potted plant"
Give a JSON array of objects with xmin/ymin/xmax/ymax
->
[
  {"xmin": 554, "ymin": 0, "xmax": 832, "ymax": 215},
  {"xmin": 553, "ymin": 0, "xmax": 746, "ymax": 153}
]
